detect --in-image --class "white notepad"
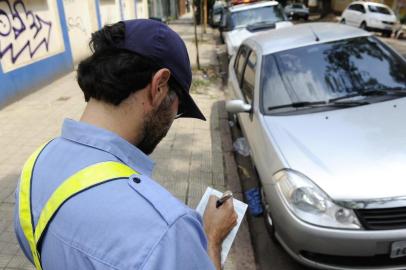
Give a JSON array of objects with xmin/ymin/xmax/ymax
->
[{"xmin": 196, "ymin": 187, "xmax": 248, "ymax": 266}]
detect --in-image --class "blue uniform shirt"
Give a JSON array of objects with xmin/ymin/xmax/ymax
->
[{"xmin": 14, "ymin": 119, "xmax": 215, "ymax": 270}]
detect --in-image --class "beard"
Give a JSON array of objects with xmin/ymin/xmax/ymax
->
[{"xmin": 137, "ymin": 95, "xmax": 175, "ymax": 155}]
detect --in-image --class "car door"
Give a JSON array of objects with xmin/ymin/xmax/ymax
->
[
  {"xmin": 354, "ymin": 4, "xmax": 367, "ymax": 27},
  {"xmin": 230, "ymin": 45, "xmax": 263, "ymax": 166},
  {"xmin": 344, "ymin": 4, "xmax": 359, "ymax": 26}
]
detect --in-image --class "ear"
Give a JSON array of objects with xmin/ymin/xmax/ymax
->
[{"xmin": 149, "ymin": 68, "xmax": 171, "ymax": 108}]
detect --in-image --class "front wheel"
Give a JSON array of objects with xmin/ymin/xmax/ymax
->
[
  {"xmin": 382, "ymin": 30, "xmax": 392, "ymax": 38},
  {"xmin": 340, "ymin": 18, "xmax": 346, "ymax": 24},
  {"xmin": 261, "ymin": 187, "xmax": 279, "ymax": 244},
  {"xmin": 360, "ymin": 21, "xmax": 368, "ymax": 31}
]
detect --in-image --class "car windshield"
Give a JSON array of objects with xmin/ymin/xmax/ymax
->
[
  {"xmin": 368, "ymin": 5, "xmax": 391, "ymax": 15},
  {"xmin": 292, "ymin": 4, "xmax": 304, "ymax": 9},
  {"xmin": 261, "ymin": 36, "xmax": 406, "ymax": 114},
  {"xmin": 231, "ymin": 5, "xmax": 286, "ymax": 28}
]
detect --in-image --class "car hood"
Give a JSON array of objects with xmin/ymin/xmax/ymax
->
[
  {"xmin": 264, "ymin": 98, "xmax": 406, "ymax": 201},
  {"xmin": 226, "ymin": 21, "xmax": 293, "ymax": 51}
]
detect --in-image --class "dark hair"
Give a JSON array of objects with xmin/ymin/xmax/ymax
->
[{"xmin": 77, "ymin": 22, "xmax": 180, "ymax": 105}]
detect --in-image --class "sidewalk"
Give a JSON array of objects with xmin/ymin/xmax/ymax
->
[{"xmin": 0, "ymin": 15, "xmax": 256, "ymax": 270}]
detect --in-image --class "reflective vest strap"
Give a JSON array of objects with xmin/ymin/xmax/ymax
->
[
  {"xmin": 19, "ymin": 141, "xmax": 52, "ymax": 270},
  {"xmin": 34, "ymin": 162, "xmax": 138, "ymax": 245},
  {"xmin": 19, "ymin": 141, "xmax": 139, "ymax": 270}
]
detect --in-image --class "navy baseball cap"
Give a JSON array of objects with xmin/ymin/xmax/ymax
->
[{"xmin": 119, "ymin": 19, "xmax": 205, "ymax": 121}]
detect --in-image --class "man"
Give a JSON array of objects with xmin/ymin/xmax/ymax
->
[{"xmin": 14, "ymin": 19, "xmax": 237, "ymax": 270}]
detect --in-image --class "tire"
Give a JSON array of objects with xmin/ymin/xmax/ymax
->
[
  {"xmin": 340, "ymin": 18, "xmax": 346, "ymax": 24},
  {"xmin": 382, "ymin": 30, "xmax": 392, "ymax": 38},
  {"xmin": 304, "ymin": 15, "xmax": 309, "ymax": 21},
  {"xmin": 360, "ymin": 21, "xmax": 368, "ymax": 31},
  {"xmin": 261, "ymin": 187, "xmax": 279, "ymax": 244},
  {"xmin": 227, "ymin": 112, "xmax": 240, "ymax": 129}
]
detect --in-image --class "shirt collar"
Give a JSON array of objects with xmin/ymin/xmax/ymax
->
[{"xmin": 61, "ymin": 119, "xmax": 155, "ymax": 176}]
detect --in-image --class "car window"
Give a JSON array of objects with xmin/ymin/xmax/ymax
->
[
  {"xmin": 292, "ymin": 4, "xmax": 304, "ymax": 9},
  {"xmin": 241, "ymin": 51, "xmax": 257, "ymax": 103},
  {"xmin": 358, "ymin": 4, "xmax": 366, "ymax": 13},
  {"xmin": 235, "ymin": 46, "xmax": 249, "ymax": 84},
  {"xmin": 261, "ymin": 36, "xmax": 406, "ymax": 114},
  {"xmin": 349, "ymin": 4, "xmax": 364, "ymax": 13},
  {"xmin": 368, "ymin": 5, "xmax": 391, "ymax": 15}
]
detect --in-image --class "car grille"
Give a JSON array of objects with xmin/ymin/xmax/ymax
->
[
  {"xmin": 355, "ymin": 207, "xmax": 406, "ymax": 230},
  {"xmin": 382, "ymin": 21, "xmax": 395, "ymax": 25}
]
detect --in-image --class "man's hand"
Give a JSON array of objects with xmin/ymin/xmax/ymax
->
[{"xmin": 203, "ymin": 195, "xmax": 237, "ymax": 269}]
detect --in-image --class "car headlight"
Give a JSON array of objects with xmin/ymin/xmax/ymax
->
[{"xmin": 272, "ymin": 170, "xmax": 362, "ymax": 229}]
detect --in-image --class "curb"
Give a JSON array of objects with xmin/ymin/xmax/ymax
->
[{"xmin": 218, "ymin": 101, "xmax": 258, "ymax": 270}]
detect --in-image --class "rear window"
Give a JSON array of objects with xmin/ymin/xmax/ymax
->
[
  {"xmin": 368, "ymin": 5, "xmax": 391, "ymax": 15},
  {"xmin": 230, "ymin": 5, "xmax": 286, "ymax": 29},
  {"xmin": 292, "ymin": 4, "xmax": 304, "ymax": 8}
]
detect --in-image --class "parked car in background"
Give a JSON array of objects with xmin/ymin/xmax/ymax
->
[
  {"xmin": 210, "ymin": 0, "xmax": 226, "ymax": 27},
  {"xmin": 394, "ymin": 16, "xmax": 406, "ymax": 39},
  {"xmin": 226, "ymin": 22, "xmax": 406, "ymax": 269},
  {"xmin": 220, "ymin": 1, "xmax": 292, "ymax": 57},
  {"xmin": 284, "ymin": 3, "xmax": 309, "ymax": 20},
  {"xmin": 341, "ymin": 1, "xmax": 397, "ymax": 37}
]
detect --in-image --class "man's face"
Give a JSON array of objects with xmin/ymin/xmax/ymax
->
[{"xmin": 137, "ymin": 91, "xmax": 179, "ymax": 155}]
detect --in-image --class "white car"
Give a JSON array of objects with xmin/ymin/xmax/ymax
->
[
  {"xmin": 220, "ymin": 1, "xmax": 292, "ymax": 57},
  {"xmin": 226, "ymin": 22, "xmax": 406, "ymax": 269},
  {"xmin": 341, "ymin": 1, "xmax": 397, "ymax": 37}
]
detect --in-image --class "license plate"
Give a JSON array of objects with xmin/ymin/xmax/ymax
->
[{"xmin": 390, "ymin": 241, "xmax": 406, "ymax": 258}]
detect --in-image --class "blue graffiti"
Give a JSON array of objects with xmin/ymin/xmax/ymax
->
[{"xmin": 0, "ymin": 0, "xmax": 52, "ymax": 64}]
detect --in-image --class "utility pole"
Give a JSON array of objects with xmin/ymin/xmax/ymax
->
[
  {"xmin": 192, "ymin": 1, "xmax": 201, "ymax": 70},
  {"xmin": 203, "ymin": 0, "xmax": 208, "ymax": 33}
]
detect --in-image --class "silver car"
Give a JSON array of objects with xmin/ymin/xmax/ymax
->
[{"xmin": 226, "ymin": 22, "xmax": 406, "ymax": 269}]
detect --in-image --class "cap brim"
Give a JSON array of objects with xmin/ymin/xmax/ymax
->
[{"xmin": 178, "ymin": 91, "xmax": 206, "ymax": 121}]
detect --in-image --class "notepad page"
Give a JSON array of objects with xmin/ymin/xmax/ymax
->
[{"xmin": 196, "ymin": 187, "xmax": 248, "ymax": 266}]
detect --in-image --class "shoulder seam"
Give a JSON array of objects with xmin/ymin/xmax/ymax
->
[
  {"xmin": 47, "ymin": 229, "xmax": 122, "ymax": 270},
  {"xmin": 139, "ymin": 212, "xmax": 191, "ymax": 270}
]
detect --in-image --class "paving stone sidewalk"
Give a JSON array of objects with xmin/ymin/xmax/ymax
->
[{"xmin": 0, "ymin": 14, "xmax": 256, "ymax": 270}]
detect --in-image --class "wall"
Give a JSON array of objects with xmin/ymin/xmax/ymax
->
[
  {"xmin": 63, "ymin": 0, "xmax": 99, "ymax": 64},
  {"xmin": 99, "ymin": 0, "xmax": 121, "ymax": 25},
  {"xmin": 0, "ymin": 0, "xmax": 153, "ymax": 107},
  {"xmin": 178, "ymin": 0, "xmax": 185, "ymax": 16},
  {"xmin": 136, "ymin": 0, "xmax": 149, "ymax": 18},
  {"xmin": 332, "ymin": 0, "xmax": 351, "ymax": 13},
  {"xmin": 0, "ymin": 0, "xmax": 73, "ymax": 106}
]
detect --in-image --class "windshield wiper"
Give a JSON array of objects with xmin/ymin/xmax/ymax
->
[
  {"xmin": 267, "ymin": 100, "xmax": 369, "ymax": 111},
  {"xmin": 268, "ymin": 101, "xmax": 325, "ymax": 110},
  {"xmin": 330, "ymin": 89, "xmax": 406, "ymax": 102}
]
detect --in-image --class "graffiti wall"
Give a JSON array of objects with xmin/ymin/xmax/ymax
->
[
  {"xmin": 0, "ymin": 0, "xmax": 73, "ymax": 107},
  {"xmin": 63, "ymin": 0, "xmax": 98, "ymax": 64},
  {"xmin": 0, "ymin": 0, "xmax": 65, "ymax": 73}
]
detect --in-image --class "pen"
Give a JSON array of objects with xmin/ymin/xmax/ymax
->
[{"xmin": 216, "ymin": 191, "xmax": 233, "ymax": 208}]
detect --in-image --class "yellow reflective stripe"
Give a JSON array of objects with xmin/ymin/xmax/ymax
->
[
  {"xmin": 34, "ymin": 161, "xmax": 138, "ymax": 244},
  {"xmin": 19, "ymin": 141, "xmax": 51, "ymax": 270}
]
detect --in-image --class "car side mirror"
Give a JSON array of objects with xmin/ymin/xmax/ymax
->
[{"xmin": 226, "ymin": 100, "xmax": 252, "ymax": 113}]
